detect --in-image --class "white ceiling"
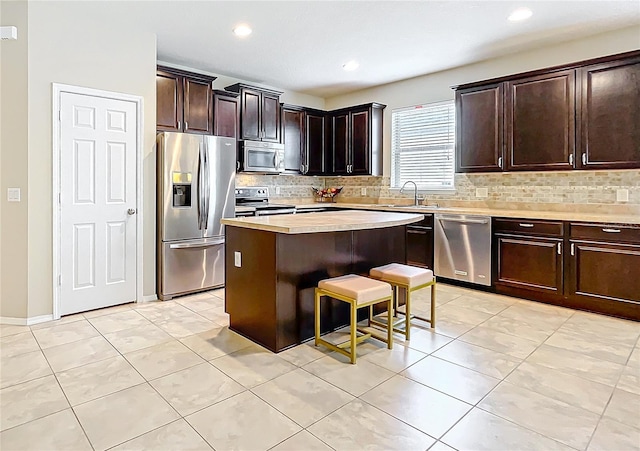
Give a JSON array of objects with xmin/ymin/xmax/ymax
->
[{"xmin": 77, "ymin": 1, "xmax": 640, "ymax": 98}]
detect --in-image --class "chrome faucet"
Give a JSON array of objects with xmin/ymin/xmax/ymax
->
[{"xmin": 400, "ymin": 181, "xmax": 419, "ymax": 206}]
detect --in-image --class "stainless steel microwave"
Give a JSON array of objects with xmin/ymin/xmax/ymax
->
[{"xmin": 241, "ymin": 140, "xmax": 285, "ymax": 173}]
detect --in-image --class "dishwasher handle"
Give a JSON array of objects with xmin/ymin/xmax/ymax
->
[{"xmin": 437, "ymin": 216, "xmax": 489, "ymax": 225}]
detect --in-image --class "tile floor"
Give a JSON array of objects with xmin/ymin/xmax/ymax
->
[{"xmin": 0, "ymin": 284, "xmax": 639, "ymax": 450}]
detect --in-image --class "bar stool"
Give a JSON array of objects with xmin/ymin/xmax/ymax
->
[
  {"xmin": 315, "ymin": 274, "xmax": 393, "ymax": 364},
  {"xmin": 369, "ymin": 263, "xmax": 436, "ymax": 340}
]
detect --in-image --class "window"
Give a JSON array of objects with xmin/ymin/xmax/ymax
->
[{"xmin": 391, "ymin": 100, "xmax": 455, "ymax": 190}]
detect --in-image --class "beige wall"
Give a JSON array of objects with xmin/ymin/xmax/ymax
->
[
  {"xmin": 0, "ymin": 0, "xmax": 29, "ymax": 318},
  {"xmin": 325, "ymin": 25, "xmax": 640, "ymax": 177},
  {"xmin": 21, "ymin": 2, "xmax": 156, "ymax": 318}
]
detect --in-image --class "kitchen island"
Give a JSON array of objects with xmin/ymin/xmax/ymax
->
[{"xmin": 221, "ymin": 210, "xmax": 423, "ymax": 352}]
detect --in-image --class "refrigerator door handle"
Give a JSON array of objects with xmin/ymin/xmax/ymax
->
[
  {"xmin": 169, "ymin": 239, "xmax": 224, "ymax": 249},
  {"xmin": 197, "ymin": 143, "xmax": 205, "ymax": 230},
  {"xmin": 203, "ymin": 140, "xmax": 210, "ymax": 230}
]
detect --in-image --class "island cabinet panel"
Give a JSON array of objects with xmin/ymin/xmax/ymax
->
[
  {"xmin": 505, "ymin": 70, "xmax": 575, "ymax": 171},
  {"xmin": 577, "ymin": 57, "xmax": 640, "ymax": 169},
  {"xmin": 455, "ymin": 84, "xmax": 504, "ymax": 172},
  {"xmin": 406, "ymin": 216, "xmax": 434, "ymax": 269},
  {"xmin": 225, "ymin": 224, "xmax": 409, "ymax": 352}
]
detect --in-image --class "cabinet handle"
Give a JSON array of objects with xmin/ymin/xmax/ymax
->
[
  {"xmin": 408, "ymin": 229, "xmax": 428, "ymax": 235},
  {"xmin": 519, "ymin": 223, "xmax": 534, "ymax": 228},
  {"xmin": 557, "ymin": 242, "xmax": 562, "ymax": 255},
  {"xmin": 569, "ymin": 154, "xmax": 574, "ymax": 166},
  {"xmin": 581, "ymin": 153, "xmax": 587, "ymax": 165},
  {"xmin": 236, "ymin": 161, "xmax": 240, "ymax": 171},
  {"xmin": 177, "ymin": 121, "xmax": 181, "ymax": 130},
  {"xmin": 305, "ymin": 164, "xmax": 309, "ymax": 174},
  {"xmin": 571, "ymin": 243, "xmax": 575, "ymax": 256},
  {"xmin": 498, "ymin": 156, "xmax": 503, "ymax": 169},
  {"xmin": 602, "ymin": 228, "xmax": 621, "ymax": 233},
  {"xmin": 184, "ymin": 121, "xmax": 188, "ymax": 131}
]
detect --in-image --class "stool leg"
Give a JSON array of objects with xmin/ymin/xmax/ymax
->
[
  {"xmin": 350, "ymin": 304, "xmax": 357, "ymax": 364},
  {"xmin": 387, "ymin": 297, "xmax": 393, "ymax": 349},
  {"xmin": 315, "ymin": 290, "xmax": 321, "ymax": 346},
  {"xmin": 430, "ymin": 283, "xmax": 436, "ymax": 328},
  {"xmin": 405, "ymin": 287, "xmax": 411, "ymax": 341},
  {"xmin": 368, "ymin": 304, "xmax": 372, "ymax": 327},
  {"xmin": 394, "ymin": 286, "xmax": 400, "ymax": 318}
]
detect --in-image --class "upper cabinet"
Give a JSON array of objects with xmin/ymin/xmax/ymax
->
[
  {"xmin": 156, "ymin": 66, "xmax": 215, "ymax": 134},
  {"xmin": 281, "ymin": 105, "xmax": 327, "ymax": 175},
  {"xmin": 212, "ymin": 90, "xmax": 240, "ymax": 139},
  {"xmin": 329, "ymin": 103, "xmax": 385, "ymax": 176},
  {"xmin": 577, "ymin": 56, "xmax": 640, "ymax": 169},
  {"xmin": 282, "ymin": 104, "xmax": 305, "ymax": 173},
  {"xmin": 455, "ymin": 84, "xmax": 503, "ymax": 172},
  {"xmin": 505, "ymin": 70, "xmax": 575, "ymax": 171},
  {"xmin": 454, "ymin": 51, "xmax": 640, "ymax": 173},
  {"xmin": 225, "ymin": 83, "xmax": 283, "ymax": 143}
]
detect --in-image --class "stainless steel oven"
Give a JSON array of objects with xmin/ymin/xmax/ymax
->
[{"xmin": 241, "ymin": 140, "xmax": 285, "ymax": 173}]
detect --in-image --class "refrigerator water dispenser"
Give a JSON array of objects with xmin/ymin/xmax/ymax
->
[{"xmin": 173, "ymin": 184, "xmax": 191, "ymax": 207}]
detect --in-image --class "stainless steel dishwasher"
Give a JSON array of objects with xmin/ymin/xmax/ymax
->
[{"xmin": 434, "ymin": 214, "xmax": 492, "ymax": 286}]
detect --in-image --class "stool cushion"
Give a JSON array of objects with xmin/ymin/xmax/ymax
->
[
  {"xmin": 370, "ymin": 263, "xmax": 434, "ymax": 288},
  {"xmin": 318, "ymin": 274, "xmax": 391, "ymax": 305}
]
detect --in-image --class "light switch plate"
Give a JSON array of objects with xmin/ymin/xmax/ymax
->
[
  {"xmin": 234, "ymin": 251, "xmax": 242, "ymax": 267},
  {"xmin": 361, "ymin": 187, "xmax": 367, "ymax": 196},
  {"xmin": 7, "ymin": 188, "xmax": 20, "ymax": 202},
  {"xmin": 476, "ymin": 188, "xmax": 488, "ymax": 198},
  {"xmin": 616, "ymin": 189, "xmax": 629, "ymax": 202}
]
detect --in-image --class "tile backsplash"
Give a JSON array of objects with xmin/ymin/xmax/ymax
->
[{"xmin": 237, "ymin": 170, "xmax": 640, "ymax": 213}]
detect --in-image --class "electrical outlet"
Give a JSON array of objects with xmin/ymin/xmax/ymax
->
[
  {"xmin": 476, "ymin": 188, "xmax": 488, "ymax": 198},
  {"xmin": 275, "ymin": 186, "xmax": 281, "ymax": 195},
  {"xmin": 7, "ymin": 188, "xmax": 20, "ymax": 202},
  {"xmin": 616, "ymin": 189, "xmax": 629, "ymax": 202},
  {"xmin": 234, "ymin": 251, "xmax": 242, "ymax": 267},
  {"xmin": 361, "ymin": 187, "xmax": 367, "ymax": 196}
]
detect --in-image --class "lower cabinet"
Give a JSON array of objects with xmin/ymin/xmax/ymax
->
[
  {"xmin": 492, "ymin": 218, "xmax": 640, "ymax": 320},
  {"xmin": 406, "ymin": 216, "xmax": 434, "ymax": 269}
]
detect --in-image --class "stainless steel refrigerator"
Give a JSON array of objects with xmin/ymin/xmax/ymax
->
[{"xmin": 157, "ymin": 132, "xmax": 236, "ymax": 300}]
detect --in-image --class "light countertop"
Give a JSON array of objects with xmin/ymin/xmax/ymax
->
[{"xmin": 222, "ymin": 210, "xmax": 424, "ymax": 234}]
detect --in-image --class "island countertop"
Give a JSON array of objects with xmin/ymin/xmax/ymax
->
[{"xmin": 221, "ymin": 210, "xmax": 424, "ymax": 234}]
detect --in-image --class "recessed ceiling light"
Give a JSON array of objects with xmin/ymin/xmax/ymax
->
[
  {"xmin": 233, "ymin": 24, "xmax": 252, "ymax": 37},
  {"xmin": 508, "ymin": 7, "xmax": 533, "ymax": 22},
  {"xmin": 343, "ymin": 60, "xmax": 359, "ymax": 71}
]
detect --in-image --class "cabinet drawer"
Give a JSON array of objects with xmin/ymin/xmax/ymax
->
[
  {"xmin": 570, "ymin": 223, "xmax": 640, "ymax": 244},
  {"xmin": 408, "ymin": 215, "xmax": 434, "ymax": 229},
  {"xmin": 493, "ymin": 218, "xmax": 563, "ymax": 237}
]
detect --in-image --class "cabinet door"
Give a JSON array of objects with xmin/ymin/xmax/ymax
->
[
  {"xmin": 505, "ymin": 71, "xmax": 575, "ymax": 171},
  {"xmin": 282, "ymin": 108, "xmax": 304, "ymax": 173},
  {"xmin": 495, "ymin": 234, "xmax": 563, "ymax": 294},
  {"xmin": 456, "ymin": 84, "xmax": 504, "ymax": 172},
  {"xmin": 577, "ymin": 57, "xmax": 640, "ymax": 169},
  {"xmin": 306, "ymin": 112, "xmax": 325, "ymax": 175},
  {"xmin": 406, "ymin": 227, "xmax": 434, "ymax": 269},
  {"xmin": 350, "ymin": 109, "xmax": 370, "ymax": 175},
  {"xmin": 332, "ymin": 113, "xmax": 349, "ymax": 175},
  {"xmin": 183, "ymin": 78, "xmax": 212, "ymax": 134},
  {"xmin": 240, "ymin": 89, "xmax": 262, "ymax": 140},
  {"xmin": 262, "ymin": 94, "xmax": 281, "ymax": 142},
  {"xmin": 568, "ymin": 241, "xmax": 640, "ymax": 303},
  {"xmin": 212, "ymin": 93, "xmax": 239, "ymax": 139},
  {"xmin": 156, "ymin": 71, "xmax": 183, "ymax": 132}
]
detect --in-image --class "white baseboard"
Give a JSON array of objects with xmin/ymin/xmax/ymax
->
[
  {"xmin": 1, "ymin": 314, "xmax": 54, "ymax": 326},
  {"xmin": 142, "ymin": 294, "xmax": 158, "ymax": 302}
]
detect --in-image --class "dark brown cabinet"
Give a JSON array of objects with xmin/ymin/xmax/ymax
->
[
  {"xmin": 577, "ymin": 56, "xmax": 640, "ymax": 169},
  {"xmin": 566, "ymin": 223, "xmax": 640, "ymax": 319},
  {"xmin": 505, "ymin": 70, "xmax": 575, "ymax": 171},
  {"xmin": 493, "ymin": 219, "xmax": 564, "ymax": 295},
  {"xmin": 455, "ymin": 51, "xmax": 640, "ymax": 173},
  {"xmin": 406, "ymin": 216, "xmax": 434, "ymax": 269},
  {"xmin": 156, "ymin": 66, "xmax": 215, "ymax": 134},
  {"xmin": 329, "ymin": 103, "xmax": 385, "ymax": 176},
  {"xmin": 225, "ymin": 83, "xmax": 282, "ymax": 143},
  {"xmin": 212, "ymin": 90, "xmax": 240, "ymax": 139},
  {"xmin": 282, "ymin": 105, "xmax": 327, "ymax": 175},
  {"xmin": 455, "ymin": 84, "xmax": 504, "ymax": 172}
]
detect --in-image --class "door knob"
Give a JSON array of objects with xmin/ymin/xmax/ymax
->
[{"xmin": 127, "ymin": 208, "xmax": 136, "ymax": 215}]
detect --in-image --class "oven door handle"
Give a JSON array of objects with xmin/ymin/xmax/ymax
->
[{"xmin": 437, "ymin": 216, "xmax": 489, "ymax": 225}]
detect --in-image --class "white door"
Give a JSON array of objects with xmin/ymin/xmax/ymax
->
[{"xmin": 59, "ymin": 92, "xmax": 137, "ymax": 315}]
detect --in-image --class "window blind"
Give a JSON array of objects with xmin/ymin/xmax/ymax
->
[{"xmin": 391, "ymin": 100, "xmax": 455, "ymax": 190}]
